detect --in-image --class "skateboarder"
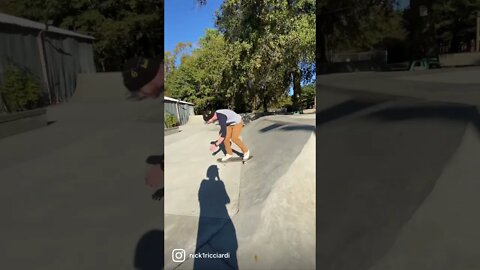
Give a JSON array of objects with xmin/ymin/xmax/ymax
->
[
  {"xmin": 204, "ymin": 109, "xmax": 250, "ymax": 162},
  {"xmin": 122, "ymin": 55, "xmax": 164, "ymax": 199}
]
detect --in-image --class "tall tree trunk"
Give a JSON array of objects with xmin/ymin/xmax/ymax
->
[
  {"xmin": 262, "ymin": 92, "xmax": 268, "ymax": 113},
  {"xmin": 289, "ymin": 67, "xmax": 303, "ymax": 111},
  {"xmin": 292, "ymin": 69, "xmax": 302, "ymax": 108}
]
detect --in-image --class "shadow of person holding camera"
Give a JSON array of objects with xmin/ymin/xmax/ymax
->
[
  {"xmin": 134, "ymin": 230, "xmax": 164, "ymax": 270},
  {"xmin": 133, "ymin": 154, "xmax": 164, "ymax": 270},
  {"xmin": 194, "ymin": 165, "xmax": 238, "ymax": 270}
]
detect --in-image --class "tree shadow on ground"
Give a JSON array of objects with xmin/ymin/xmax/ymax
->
[
  {"xmin": 316, "ymin": 99, "xmax": 387, "ymax": 126},
  {"xmin": 368, "ymin": 103, "xmax": 480, "ymax": 136}
]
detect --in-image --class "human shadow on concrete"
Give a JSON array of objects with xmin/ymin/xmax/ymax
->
[
  {"xmin": 134, "ymin": 155, "xmax": 164, "ymax": 269},
  {"xmin": 134, "ymin": 230, "xmax": 164, "ymax": 270},
  {"xmin": 194, "ymin": 165, "xmax": 238, "ymax": 270},
  {"xmin": 210, "ymin": 141, "xmax": 243, "ymax": 157},
  {"xmin": 317, "ymin": 100, "xmax": 471, "ymax": 270}
]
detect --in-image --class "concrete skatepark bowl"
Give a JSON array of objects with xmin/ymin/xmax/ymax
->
[
  {"xmin": 317, "ymin": 67, "xmax": 480, "ymax": 270},
  {"xmin": 164, "ymin": 114, "xmax": 316, "ymax": 270},
  {"xmin": 1, "ymin": 72, "xmax": 164, "ymax": 270}
]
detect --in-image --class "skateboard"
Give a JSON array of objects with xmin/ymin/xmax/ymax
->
[{"xmin": 217, "ymin": 156, "xmax": 254, "ymax": 164}]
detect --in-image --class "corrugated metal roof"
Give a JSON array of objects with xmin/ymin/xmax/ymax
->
[
  {"xmin": 0, "ymin": 12, "xmax": 95, "ymax": 40},
  {"xmin": 164, "ymin": 96, "xmax": 194, "ymax": 105}
]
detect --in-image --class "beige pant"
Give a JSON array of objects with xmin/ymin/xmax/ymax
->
[{"xmin": 224, "ymin": 121, "xmax": 248, "ymax": 155}]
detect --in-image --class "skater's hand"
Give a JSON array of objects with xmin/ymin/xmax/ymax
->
[
  {"xmin": 210, "ymin": 143, "xmax": 218, "ymax": 152},
  {"xmin": 145, "ymin": 164, "xmax": 163, "ymax": 189}
]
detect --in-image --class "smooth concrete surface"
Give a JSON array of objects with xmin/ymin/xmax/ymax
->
[
  {"xmin": 1, "ymin": 73, "xmax": 163, "ymax": 270},
  {"xmin": 234, "ymin": 131, "xmax": 315, "ymax": 270},
  {"xmin": 398, "ymin": 68, "xmax": 480, "ymax": 84},
  {"xmin": 317, "ymin": 67, "xmax": 480, "ymax": 270},
  {"xmin": 0, "ymin": 108, "xmax": 46, "ymax": 123},
  {"xmin": 370, "ymin": 122, "xmax": 480, "ymax": 270},
  {"xmin": 187, "ymin": 115, "xmax": 206, "ymax": 125},
  {"xmin": 165, "ymin": 120, "xmax": 241, "ymax": 218},
  {"xmin": 164, "ymin": 118, "xmax": 243, "ymax": 270},
  {"xmin": 164, "ymin": 115, "xmax": 316, "ymax": 270},
  {"xmin": 0, "ymin": 109, "xmax": 47, "ymax": 139},
  {"xmin": 318, "ymin": 67, "xmax": 480, "ymax": 106},
  {"xmin": 71, "ymin": 72, "xmax": 133, "ymax": 103}
]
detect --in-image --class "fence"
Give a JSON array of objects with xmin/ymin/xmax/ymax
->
[
  {"xmin": 0, "ymin": 13, "xmax": 96, "ymax": 113},
  {"xmin": 164, "ymin": 96, "xmax": 194, "ymax": 128}
]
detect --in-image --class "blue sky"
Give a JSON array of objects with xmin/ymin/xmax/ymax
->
[{"xmin": 165, "ymin": 0, "xmax": 223, "ymax": 53}]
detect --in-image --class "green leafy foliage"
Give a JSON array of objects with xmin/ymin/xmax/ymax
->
[
  {"xmin": 300, "ymin": 84, "xmax": 315, "ymax": 109},
  {"xmin": 216, "ymin": 0, "xmax": 316, "ymax": 110},
  {"xmin": 401, "ymin": 0, "xmax": 480, "ymax": 58},
  {"xmin": 165, "ymin": 112, "xmax": 178, "ymax": 128},
  {"xmin": 270, "ymin": 94, "xmax": 293, "ymax": 111},
  {"xmin": 166, "ymin": 30, "xmax": 247, "ymax": 114},
  {"xmin": 5, "ymin": 0, "xmax": 163, "ymax": 71},
  {"xmin": 175, "ymin": 0, "xmax": 316, "ymax": 113},
  {"xmin": 430, "ymin": 0, "xmax": 480, "ymax": 52},
  {"xmin": 165, "ymin": 0, "xmax": 316, "ymax": 113},
  {"xmin": 317, "ymin": 0, "xmax": 480, "ymax": 62},
  {"xmin": 317, "ymin": 0, "xmax": 404, "ymax": 62},
  {"xmin": 0, "ymin": 64, "xmax": 43, "ymax": 112}
]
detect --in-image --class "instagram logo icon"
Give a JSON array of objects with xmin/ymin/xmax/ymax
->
[{"xmin": 172, "ymin": 249, "xmax": 186, "ymax": 262}]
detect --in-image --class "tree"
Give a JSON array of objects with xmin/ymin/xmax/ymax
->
[
  {"xmin": 0, "ymin": 64, "xmax": 43, "ymax": 112},
  {"xmin": 165, "ymin": 42, "xmax": 192, "ymax": 81},
  {"xmin": 317, "ymin": 0, "xmax": 401, "ymax": 63},
  {"xmin": 215, "ymin": 0, "xmax": 315, "ymax": 111},
  {"xmin": 300, "ymin": 83, "xmax": 315, "ymax": 109},
  {"xmin": 166, "ymin": 30, "xmax": 242, "ymax": 114},
  {"xmin": 192, "ymin": 0, "xmax": 316, "ymax": 112},
  {"xmin": 5, "ymin": 0, "xmax": 164, "ymax": 71},
  {"xmin": 430, "ymin": 0, "xmax": 480, "ymax": 53}
]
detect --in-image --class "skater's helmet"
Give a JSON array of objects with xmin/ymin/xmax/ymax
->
[
  {"xmin": 203, "ymin": 110, "xmax": 215, "ymax": 122},
  {"xmin": 122, "ymin": 55, "xmax": 163, "ymax": 99}
]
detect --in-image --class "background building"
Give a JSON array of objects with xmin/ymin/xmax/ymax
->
[
  {"xmin": 164, "ymin": 96, "xmax": 194, "ymax": 127},
  {"xmin": 0, "ymin": 13, "xmax": 96, "ymax": 112}
]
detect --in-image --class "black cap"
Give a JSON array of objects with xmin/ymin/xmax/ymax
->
[
  {"xmin": 122, "ymin": 57, "xmax": 161, "ymax": 92},
  {"xmin": 203, "ymin": 110, "xmax": 215, "ymax": 122}
]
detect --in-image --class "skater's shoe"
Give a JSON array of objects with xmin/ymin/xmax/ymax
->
[
  {"xmin": 243, "ymin": 150, "xmax": 250, "ymax": 161},
  {"xmin": 222, "ymin": 154, "xmax": 233, "ymax": 162}
]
